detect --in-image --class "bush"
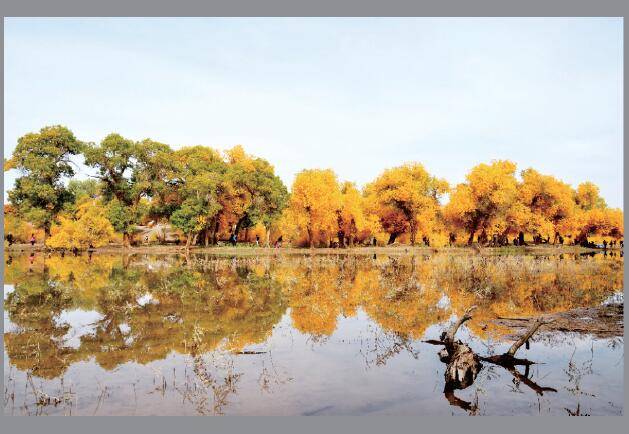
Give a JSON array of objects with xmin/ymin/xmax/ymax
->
[{"xmin": 47, "ymin": 200, "xmax": 115, "ymax": 249}]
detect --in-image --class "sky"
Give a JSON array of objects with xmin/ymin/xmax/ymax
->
[{"xmin": 3, "ymin": 17, "xmax": 624, "ymax": 207}]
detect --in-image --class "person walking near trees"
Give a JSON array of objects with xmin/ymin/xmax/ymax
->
[{"xmin": 30, "ymin": 233, "xmax": 36, "ymax": 247}]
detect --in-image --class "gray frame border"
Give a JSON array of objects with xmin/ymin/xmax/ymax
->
[{"xmin": 1, "ymin": 0, "xmax": 626, "ymax": 432}]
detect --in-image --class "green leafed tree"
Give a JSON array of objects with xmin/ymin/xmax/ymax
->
[
  {"xmin": 169, "ymin": 200, "xmax": 210, "ymax": 248},
  {"xmin": 83, "ymin": 133, "xmax": 173, "ymax": 246},
  {"xmin": 227, "ymin": 152, "xmax": 289, "ymax": 244},
  {"xmin": 167, "ymin": 146, "xmax": 226, "ymax": 247},
  {"xmin": 6, "ymin": 125, "xmax": 82, "ymax": 239},
  {"xmin": 68, "ymin": 178, "xmax": 102, "ymax": 201}
]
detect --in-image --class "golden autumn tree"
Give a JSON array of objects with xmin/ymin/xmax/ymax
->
[
  {"xmin": 444, "ymin": 160, "xmax": 518, "ymax": 245},
  {"xmin": 571, "ymin": 182, "xmax": 621, "ymax": 244},
  {"xmin": 288, "ymin": 169, "xmax": 342, "ymax": 248},
  {"xmin": 518, "ymin": 168, "xmax": 576, "ymax": 243},
  {"xmin": 46, "ymin": 199, "xmax": 116, "ymax": 249},
  {"xmin": 500, "ymin": 200, "xmax": 536, "ymax": 243},
  {"xmin": 577, "ymin": 207, "xmax": 624, "ymax": 242},
  {"xmin": 364, "ymin": 203, "xmax": 408, "ymax": 244},
  {"xmin": 575, "ymin": 181, "xmax": 607, "ymax": 211},
  {"xmin": 365, "ymin": 163, "xmax": 448, "ymax": 245},
  {"xmin": 605, "ymin": 208, "xmax": 624, "ymax": 239},
  {"xmin": 4, "ymin": 204, "xmax": 44, "ymax": 244},
  {"xmin": 336, "ymin": 182, "xmax": 375, "ymax": 247}
]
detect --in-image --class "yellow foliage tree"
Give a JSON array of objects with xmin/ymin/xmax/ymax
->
[
  {"xmin": 46, "ymin": 200, "xmax": 115, "ymax": 249},
  {"xmin": 577, "ymin": 207, "xmax": 624, "ymax": 242},
  {"xmin": 336, "ymin": 182, "xmax": 374, "ymax": 247},
  {"xmin": 518, "ymin": 168, "xmax": 575, "ymax": 242},
  {"xmin": 288, "ymin": 169, "xmax": 342, "ymax": 248},
  {"xmin": 444, "ymin": 160, "xmax": 518, "ymax": 245},
  {"xmin": 575, "ymin": 182, "xmax": 607, "ymax": 211},
  {"xmin": 365, "ymin": 163, "xmax": 448, "ymax": 245},
  {"xmin": 4, "ymin": 205, "xmax": 44, "ymax": 243}
]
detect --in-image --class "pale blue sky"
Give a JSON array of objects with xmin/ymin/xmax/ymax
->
[{"xmin": 3, "ymin": 17, "xmax": 624, "ymax": 207}]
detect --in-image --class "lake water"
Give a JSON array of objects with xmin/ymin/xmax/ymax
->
[{"xmin": 3, "ymin": 250, "xmax": 624, "ymax": 415}]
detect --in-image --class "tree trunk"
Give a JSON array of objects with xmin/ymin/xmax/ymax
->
[
  {"xmin": 478, "ymin": 229, "xmax": 488, "ymax": 245},
  {"xmin": 233, "ymin": 215, "xmax": 247, "ymax": 240},
  {"xmin": 211, "ymin": 220, "xmax": 220, "ymax": 244},
  {"xmin": 123, "ymin": 233, "xmax": 130, "ymax": 248},
  {"xmin": 265, "ymin": 227, "xmax": 271, "ymax": 247},
  {"xmin": 307, "ymin": 226, "xmax": 314, "ymax": 248},
  {"xmin": 410, "ymin": 224, "xmax": 417, "ymax": 246},
  {"xmin": 338, "ymin": 230, "xmax": 346, "ymax": 248},
  {"xmin": 388, "ymin": 232, "xmax": 399, "ymax": 245},
  {"xmin": 44, "ymin": 224, "xmax": 51, "ymax": 244},
  {"xmin": 467, "ymin": 230, "xmax": 475, "ymax": 246},
  {"xmin": 349, "ymin": 219, "xmax": 357, "ymax": 248},
  {"xmin": 575, "ymin": 231, "xmax": 589, "ymax": 246},
  {"xmin": 185, "ymin": 232, "xmax": 193, "ymax": 249}
]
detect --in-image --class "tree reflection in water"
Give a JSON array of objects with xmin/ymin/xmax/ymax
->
[{"xmin": 3, "ymin": 251, "xmax": 623, "ymax": 415}]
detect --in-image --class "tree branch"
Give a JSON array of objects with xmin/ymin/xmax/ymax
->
[
  {"xmin": 506, "ymin": 317, "xmax": 553, "ymax": 357},
  {"xmin": 443, "ymin": 305, "xmax": 477, "ymax": 343}
]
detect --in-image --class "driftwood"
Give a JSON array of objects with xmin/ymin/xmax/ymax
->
[
  {"xmin": 437, "ymin": 306, "xmax": 482, "ymax": 390},
  {"xmin": 426, "ymin": 307, "xmax": 557, "ymax": 412}
]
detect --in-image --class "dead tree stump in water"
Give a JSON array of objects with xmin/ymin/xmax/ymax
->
[
  {"xmin": 438, "ymin": 306, "xmax": 483, "ymax": 390},
  {"xmin": 426, "ymin": 307, "xmax": 557, "ymax": 412}
]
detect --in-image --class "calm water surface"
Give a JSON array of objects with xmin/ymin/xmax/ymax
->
[{"xmin": 3, "ymin": 251, "xmax": 624, "ymax": 415}]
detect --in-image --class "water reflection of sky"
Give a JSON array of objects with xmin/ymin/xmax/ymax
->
[
  {"xmin": 3, "ymin": 287, "xmax": 19, "ymax": 334},
  {"xmin": 53, "ymin": 309, "xmax": 104, "ymax": 350}
]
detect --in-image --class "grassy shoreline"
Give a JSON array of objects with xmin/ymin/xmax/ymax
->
[{"xmin": 4, "ymin": 243, "xmax": 612, "ymax": 256}]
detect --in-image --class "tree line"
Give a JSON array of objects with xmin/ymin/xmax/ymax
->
[{"xmin": 3, "ymin": 125, "xmax": 624, "ymax": 249}]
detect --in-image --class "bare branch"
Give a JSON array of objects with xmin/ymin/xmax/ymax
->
[
  {"xmin": 506, "ymin": 317, "xmax": 553, "ymax": 357},
  {"xmin": 444, "ymin": 305, "xmax": 477, "ymax": 343}
]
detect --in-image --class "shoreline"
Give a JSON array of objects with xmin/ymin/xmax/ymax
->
[
  {"xmin": 4, "ymin": 243, "xmax": 617, "ymax": 256},
  {"xmin": 491, "ymin": 302, "xmax": 624, "ymax": 340}
]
